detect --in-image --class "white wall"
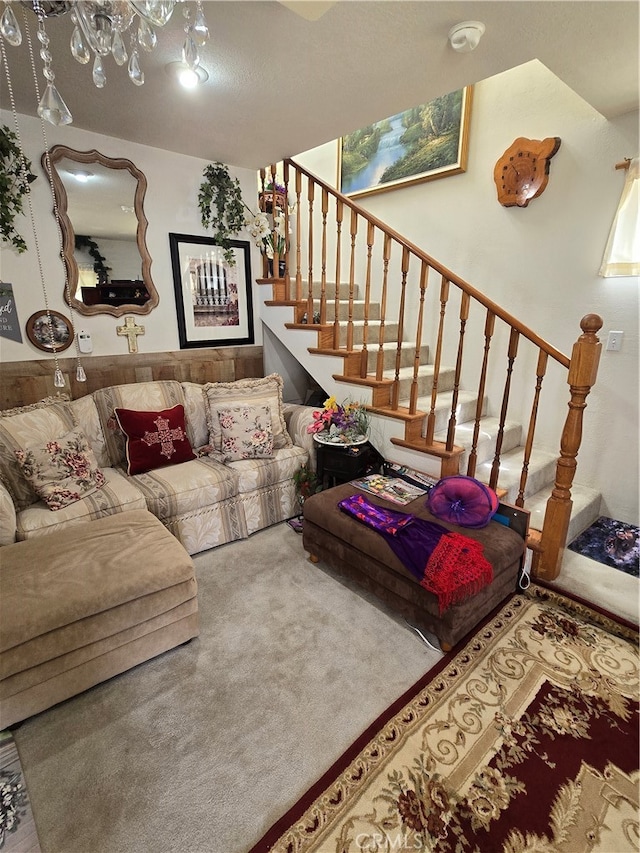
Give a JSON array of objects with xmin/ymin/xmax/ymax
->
[
  {"xmin": 294, "ymin": 61, "xmax": 639, "ymax": 525},
  {"xmin": 0, "ymin": 113, "xmax": 264, "ymax": 359}
]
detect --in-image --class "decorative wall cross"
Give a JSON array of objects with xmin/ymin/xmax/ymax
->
[{"xmin": 116, "ymin": 316, "xmax": 145, "ymax": 353}]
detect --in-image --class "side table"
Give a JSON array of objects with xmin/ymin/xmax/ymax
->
[{"xmin": 315, "ymin": 440, "xmax": 383, "ymax": 489}]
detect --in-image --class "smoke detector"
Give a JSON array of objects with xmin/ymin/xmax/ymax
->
[{"xmin": 448, "ymin": 21, "xmax": 485, "ymax": 53}]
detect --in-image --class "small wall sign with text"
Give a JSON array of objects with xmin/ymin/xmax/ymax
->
[{"xmin": 0, "ymin": 282, "xmax": 22, "ymax": 343}]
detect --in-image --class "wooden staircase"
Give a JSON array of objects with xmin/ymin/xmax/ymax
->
[{"xmin": 256, "ymin": 161, "xmax": 604, "ymax": 582}]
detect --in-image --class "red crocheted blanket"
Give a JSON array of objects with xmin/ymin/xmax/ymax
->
[{"xmin": 338, "ymin": 493, "xmax": 493, "ymax": 613}]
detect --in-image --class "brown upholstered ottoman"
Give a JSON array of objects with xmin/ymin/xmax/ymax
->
[
  {"xmin": 0, "ymin": 509, "xmax": 199, "ymax": 728},
  {"xmin": 302, "ymin": 483, "xmax": 525, "ymax": 651}
]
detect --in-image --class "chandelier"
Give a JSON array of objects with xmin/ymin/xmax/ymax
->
[{"xmin": 0, "ymin": 1, "xmax": 210, "ymax": 126}]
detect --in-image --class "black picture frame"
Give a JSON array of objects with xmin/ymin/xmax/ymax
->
[{"xmin": 169, "ymin": 233, "xmax": 254, "ymax": 349}]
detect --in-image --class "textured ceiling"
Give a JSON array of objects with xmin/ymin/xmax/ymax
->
[{"xmin": 1, "ymin": 1, "xmax": 638, "ymax": 169}]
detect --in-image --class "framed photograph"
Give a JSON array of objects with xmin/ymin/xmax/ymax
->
[
  {"xmin": 169, "ymin": 233, "xmax": 254, "ymax": 349},
  {"xmin": 338, "ymin": 86, "xmax": 473, "ymax": 198},
  {"xmin": 25, "ymin": 309, "xmax": 73, "ymax": 353}
]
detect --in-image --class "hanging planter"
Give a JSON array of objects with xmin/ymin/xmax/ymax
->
[
  {"xmin": 259, "ymin": 180, "xmax": 287, "ymax": 214},
  {"xmin": 0, "ymin": 124, "xmax": 36, "ymax": 254},
  {"xmin": 198, "ymin": 162, "xmax": 246, "ymax": 266}
]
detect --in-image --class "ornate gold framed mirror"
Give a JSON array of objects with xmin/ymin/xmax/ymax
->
[{"xmin": 43, "ymin": 145, "xmax": 158, "ymax": 317}]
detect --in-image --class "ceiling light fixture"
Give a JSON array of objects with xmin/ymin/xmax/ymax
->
[
  {"xmin": 68, "ymin": 168, "xmax": 94, "ymax": 182},
  {"xmin": 448, "ymin": 20, "xmax": 485, "ymax": 53},
  {"xmin": 165, "ymin": 59, "xmax": 208, "ymax": 90},
  {"xmin": 0, "ymin": 1, "xmax": 210, "ymax": 126}
]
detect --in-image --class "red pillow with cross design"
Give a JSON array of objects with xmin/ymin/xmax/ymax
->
[{"xmin": 114, "ymin": 405, "xmax": 196, "ymax": 475}]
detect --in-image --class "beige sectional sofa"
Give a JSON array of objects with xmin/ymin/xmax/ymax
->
[
  {"xmin": 0, "ymin": 374, "xmax": 316, "ymax": 727},
  {"xmin": 0, "ymin": 374, "xmax": 316, "ymax": 553}
]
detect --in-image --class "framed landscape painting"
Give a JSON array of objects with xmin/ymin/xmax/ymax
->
[
  {"xmin": 338, "ymin": 86, "xmax": 473, "ymax": 198},
  {"xmin": 169, "ymin": 233, "xmax": 254, "ymax": 349}
]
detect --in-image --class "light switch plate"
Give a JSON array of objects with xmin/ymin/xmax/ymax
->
[{"xmin": 606, "ymin": 331, "xmax": 624, "ymax": 351}]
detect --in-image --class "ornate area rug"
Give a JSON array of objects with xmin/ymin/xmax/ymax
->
[
  {"xmin": 0, "ymin": 731, "xmax": 40, "ymax": 852},
  {"xmin": 251, "ymin": 585, "xmax": 639, "ymax": 853},
  {"xmin": 568, "ymin": 516, "xmax": 639, "ymax": 577}
]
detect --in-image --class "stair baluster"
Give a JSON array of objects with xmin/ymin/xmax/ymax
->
[
  {"xmin": 392, "ymin": 247, "xmax": 410, "ymax": 410},
  {"xmin": 360, "ymin": 221, "xmax": 375, "ymax": 378},
  {"xmin": 445, "ymin": 291, "xmax": 470, "ymax": 451},
  {"xmin": 346, "ymin": 209, "xmax": 358, "ymax": 351},
  {"xmin": 306, "ymin": 177, "xmax": 314, "ymax": 322},
  {"xmin": 332, "ymin": 199, "xmax": 343, "ymax": 350},
  {"xmin": 517, "ymin": 349, "xmax": 548, "ymax": 507},
  {"xmin": 320, "ymin": 188, "xmax": 328, "ymax": 325},
  {"xmin": 490, "ymin": 327, "xmax": 520, "ymax": 490},
  {"xmin": 425, "ymin": 277, "xmax": 450, "ymax": 444},
  {"xmin": 468, "ymin": 309, "xmax": 495, "ymax": 477},
  {"xmin": 409, "ymin": 261, "xmax": 429, "ymax": 415}
]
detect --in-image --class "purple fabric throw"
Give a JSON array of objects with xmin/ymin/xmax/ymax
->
[{"xmin": 338, "ymin": 493, "xmax": 493, "ymax": 612}]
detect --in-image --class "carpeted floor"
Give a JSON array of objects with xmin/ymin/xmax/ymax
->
[
  {"xmin": 5, "ymin": 522, "xmax": 638, "ymax": 852},
  {"xmin": 568, "ymin": 516, "xmax": 639, "ymax": 577},
  {"xmin": 9, "ymin": 523, "xmax": 442, "ymax": 853},
  {"xmin": 249, "ymin": 584, "xmax": 639, "ymax": 853}
]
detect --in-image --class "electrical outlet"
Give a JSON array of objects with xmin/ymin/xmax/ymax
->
[{"xmin": 606, "ymin": 331, "xmax": 624, "ymax": 352}]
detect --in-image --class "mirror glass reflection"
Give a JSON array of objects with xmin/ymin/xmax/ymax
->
[{"xmin": 45, "ymin": 146, "xmax": 158, "ymax": 317}]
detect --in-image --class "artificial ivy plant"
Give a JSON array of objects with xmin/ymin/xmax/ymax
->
[
  {"xmin": 198, "ymin": 162, "xmax": 245, "ymax": 266},
  {"xmin": 75, "ymin": 234, "xmax": 111, "ymax": 280},
  {"xmin": 0, "ymin": 124, "xmax": 36, "ymax": 254}
]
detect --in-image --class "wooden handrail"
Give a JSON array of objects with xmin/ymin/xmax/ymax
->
[{"xmin": 286, "ymin": 158, "xmax": 571, "ymax": 369}]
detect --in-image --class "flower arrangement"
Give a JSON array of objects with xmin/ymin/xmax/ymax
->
[
  {"xmin": 266, "ymin": 179, "xmax": 286, "ymax": 195},
  {"xmin": 245, "ymin": 206, "xmax": 287, "ymax": 260},
  {"xmin": 306, "ymin": 396, "xmax": 370, "ymax": 444}
]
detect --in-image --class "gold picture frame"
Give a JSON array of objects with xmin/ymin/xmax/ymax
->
[{"xmin": 338, "ymin": 86, "xmax": 473, "ymax": 199}]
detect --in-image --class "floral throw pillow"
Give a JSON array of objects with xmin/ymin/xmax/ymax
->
[
  {"xmin": 14, "ymin": 425, "xmax": 106, "ymax": 511},
  {"xmin": 217, "ymin": 405, "xmax": 274, "ymax": 462},
  {"xmin": 114, "ymin": 404, "xmax": 196, "ymax": 475}
]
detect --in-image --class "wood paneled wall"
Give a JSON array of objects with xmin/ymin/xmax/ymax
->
[{"xmin": 0, "ymin": 346, "xmax": 264, "ymax": 410}]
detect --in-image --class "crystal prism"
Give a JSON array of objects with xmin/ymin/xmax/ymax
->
[
  {"xmin": 128, "ymin": 49, "xmax": 144, "ymax": 85},
  {"xmin": 130, "ymin": 1, "xmax": 176, "ymax": 28},
  {"xmin": 70, "ymin": 25, "xmax": 90, "ymax": 64},
  {"xmin": 182, "ymin": 35, "xmax": 199, "ymax": 69},
  {"xmin": 111, "ymin": 29, "xmax": 128, "ymax": 65},
  {"xmin": 53, "ymin": 368, "xmax": 65, "ymax": 388},
  {"xmin": 193, "ymin": 6, "xmax": 209, "ymax": 45},
  {"xmin": 92, "ymin": 54, "xmax": 106, "ymax": 88},
  {"xmin": 37, "ymin": 83, "xmax": 73, "ymax": 126},
  {"xmin": 1, "ymin": 4, "xmax": 22, "ymax": 46},
  {"xmin": 76, "ymin": 363, "xmax": 87, "ymax": 382},
  {"xmin": 137, "ymin": 19, "xmax": 157, "ymax": 52}
]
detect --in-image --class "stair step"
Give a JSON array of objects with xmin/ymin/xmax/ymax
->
[
  {"xmin": 407, "ymin": 391, "xmax": 484, "ymax": 433},
  {"xmin": 389, "ymin": 364, "xmax": 455, "ymax": 399},
  {"xmin": 434, "ymin": 417, "xmax": 523, "ymax": 470},
  {"xmin": 337, "ymin": 320, "xmax": 401, "ymax": 346},
  {"xmin": 306, "ymin": 281, "xmax": 361, "ymax": 300},
  {"xmin": 310, "ymin": 300, "xmax": 381, "ymax": 322},
  {"xmin": 366, "ymin": 342, "xmax": 430, "ymax": 371},
  {"xmin": 474, "ymin": 446, "xmax": 558, "ymax": 503},
  {"xmin": 524, "ymin": 483, "xmax": 601, "ymax": 541}
]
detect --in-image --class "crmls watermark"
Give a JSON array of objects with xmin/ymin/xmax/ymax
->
[{"xmin": 355, "ymin": 832, "xmax": 428, "ymax": 851}]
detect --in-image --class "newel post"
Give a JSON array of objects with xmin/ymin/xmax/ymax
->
[{"xmin": 534, "ymin": 314, "xmax": 603, "ymax": 581}]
